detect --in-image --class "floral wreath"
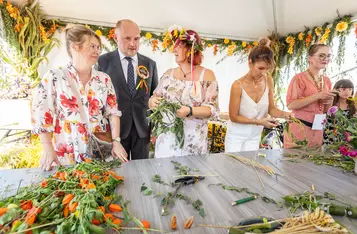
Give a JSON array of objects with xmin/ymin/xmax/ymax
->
[
  {"xmin": 163, "ymin": 25, "xmax": 203, "ymax": 55},
  {"xmin": 163, "ymin": 25, "xmax": 203, "ymax": 92}
]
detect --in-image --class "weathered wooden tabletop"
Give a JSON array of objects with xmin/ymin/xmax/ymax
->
[{"xmin": 1, "ymin": 149, "xmax": 356, "ymax": 233}]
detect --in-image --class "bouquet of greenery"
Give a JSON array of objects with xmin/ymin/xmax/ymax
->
[
  {"xmin": 325, "ymin": 102, "xmax": 357, "ymax": 159},
  {"xmin": 148, "ymin": 99, "xmax": 184, "ymax": 148}
]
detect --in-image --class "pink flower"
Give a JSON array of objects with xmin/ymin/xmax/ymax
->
[
  {"xmin": 327, "ymin": 106, "xmax": 338, "ymax": 116},
  {"xmin": 339, "ymin": 145, "xmax": 349, "ymax": 156},
  {"xmin": 344, "ymin": 132, "xmax": 351, "ymax": 142}
]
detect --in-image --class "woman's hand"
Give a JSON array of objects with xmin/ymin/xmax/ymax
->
[
  {"xmin": 257, "ymin": 117, "xmax": 278, "ymax": 128},
  {"xmin": 176, "ymin": 106, "xmax": 190, "ymax": 118},
  {"xmin": 112, "ymin": 142, "xmax": 128, "ymax": 162},
  {"xmin": 40, "ymin": 143, "xmax": 61, "ymax": 171},
  {"xmin": 149, "ymin": 96, "xmax": 162, "ymax": 110}
]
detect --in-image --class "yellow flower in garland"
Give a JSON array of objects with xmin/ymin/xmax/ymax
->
[
  {"xmin": 39, "ymin": 26, "xmax": 49, "ymax": 43},
  {"xmin": 207, "ymin": 43, "xmax": 212, "ymax": 48},
  {"xmin": 285, "ymin": 36, "xmax": 295, "ymax": 44},
  {"xmin": 180, "ymin": 28, "xmax": 186, "ymax": 35},
  {"xmin": 6, "ymin": 2, "xmax": 19, "ymax": 19},
  {"xmin": 336, "ymin": 21, "xmax": 348, "ymax": 32},
  {"xmin": 227, "ymin": 43, "xmax": 236, "ymax": 56},
  {"xmin": 173, "ymin": 29, "xmax": 178, "ymax": 37},
  {"xmin": 95, "ymin": 30, "xmax": 102, "ymax": 36},
  {"xmin": 320, "ymin": 28, "xmax": 331, "ymax": 43},
  {"xmin": 0, "ymin": 0, "xmax": 3, "ymax": 4},
  {"xmin": 288, "ymin": 46, "xmax": 294, "ymax": 55},
  {"xmin": 85, "ymin": 25, "xmax": 91, "ymax": 29},
  {"xmin": 145, "ymin": 32, "xmax": 152, "ymax": 40},
  {"xmin": 253, "ymin": 41, "xmax": 258, "ymax": 46},
  {"xmin": 224, "ymin": 38, "xmax": 230, "ymax": 44},
  {"xmin": 298, "ymin": 32, "xmax": 304, "ymax": 41},
  {"xmin": 242, "ymin": 41, "xmax": 247, "ymax": 48},
  {"xmin": 315, "ymin": 27, "xmax": 322, "ymax": 36}
]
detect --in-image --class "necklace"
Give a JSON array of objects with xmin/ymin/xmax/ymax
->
[
  {"xmin": 179, "ymin": 66, "xmax": 196, "ymax": 78},
  {"xmin": 307, "ymin": 69, "xmax": 323, "ymax": 111}
]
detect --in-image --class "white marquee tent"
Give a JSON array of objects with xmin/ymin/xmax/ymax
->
[{"xmin": 9, "ymin": 0, "xmax": 357, "ymax": 112}]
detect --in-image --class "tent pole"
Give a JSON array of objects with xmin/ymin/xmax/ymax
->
[{"xmin": 271, "ymin": 0, "xmax": 278, "ymax": 33}]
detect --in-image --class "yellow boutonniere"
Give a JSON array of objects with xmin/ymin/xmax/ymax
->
[{"xmin": 136, "ymin": 65, "xmax": 150, "ymax": 93}]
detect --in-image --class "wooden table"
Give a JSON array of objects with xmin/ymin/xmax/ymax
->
[{"xmin": 1, "ymin": 149, "xmax": 357, "ymax": 233}]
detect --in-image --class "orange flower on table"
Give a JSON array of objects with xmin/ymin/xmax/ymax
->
[
  {"xmin": 336, "ymin": 21, "xmax": 348, "ymax": 32},
  {"xmin": 0, "ymin": 0, "xmax": 3, "ymax": 4},
  {"xmin": 63, "ymin": 120, "xmax": 72, "ymax": 134},
  {"xmin": 106, "ymin": 94, "xmax": 117, "ymax": 108}
]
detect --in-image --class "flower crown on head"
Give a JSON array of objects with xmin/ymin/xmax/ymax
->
[{"xmin": 163, "ymin": 25, "xmax": 203, "ymax": 53}]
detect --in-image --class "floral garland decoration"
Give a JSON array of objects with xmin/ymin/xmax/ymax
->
[{"xmin": 281, "ymin": 14, "xmax": 353, "ymax": 72}]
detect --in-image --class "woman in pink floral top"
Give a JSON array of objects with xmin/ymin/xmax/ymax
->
[
  {"xmin": 32, "ymin": 25, "xmax": 127, "ymax": 170},
  {"xmin": 148, "ymin": 28, "xmax": 219, "ymax": 157}
]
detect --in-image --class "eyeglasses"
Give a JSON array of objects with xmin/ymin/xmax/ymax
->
[
  {"xmin": 316, "ymin": 53, "xmax": 333, "ymax": 61},
  {"xmin": 88, "ymin": 44, "xmax": 102, "ymax": 52}
]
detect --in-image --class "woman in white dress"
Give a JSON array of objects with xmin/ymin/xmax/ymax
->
[
  {"xmin": 148, "ymin": 27, "xmax": 219, "ymax": 158},
  {"xmin": 225, "ymin": 38, "xmax": 291, "ymax": 152}
]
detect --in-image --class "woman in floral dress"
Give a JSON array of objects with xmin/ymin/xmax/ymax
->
[
  {"xmin": 32, "ymin": 25, "xmax": 127, "ymax": 170},
  {"xmin": 148, "ymin": 27, "xmax": 219, "ymax": 158}
]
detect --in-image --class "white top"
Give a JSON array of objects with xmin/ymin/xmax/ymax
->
[
  {"xmin": 226, "ymin": 78, "xmax": 269, "ymax": 140},
  {"xmin": 117, "ymin": 49, "xmax": 138, "ymax": 84},
  {"xmin": 238, "ymin": 79, "xmax": 269, "ymax": 120}
]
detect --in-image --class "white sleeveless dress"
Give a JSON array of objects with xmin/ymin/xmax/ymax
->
[
  {"xmin": 154, "ymin": 68, "xmax": 219, "ymax": 158},
  {"xmin": 225, "ymin": 79, "xmax": 269, "ymax": 152}
]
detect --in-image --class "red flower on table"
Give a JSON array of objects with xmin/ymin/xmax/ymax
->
[
  {"xmin": 55, "ymin": 143, "xmax": 74, "ymax": 157},
  {"xmin": 54, "ymin": 119, "xmax": 62, "ymax": 134},
  {"xmin": 107, "ymin": 94, "xmax": 117, "ymax": 108},
  {"xmin": 60, "ymin": 94, "xmax": 79, "ymax": 112},
  {"xmin": 89, "ymin": 98, "xmax": 100, "ymax": 116},
  {"xmin": 77, "ymin": 123, "xmax": 87, "ymax": 135},
  {"xmin": 44, "ymin": 111, "xmax": 53, "ymax": 125}
]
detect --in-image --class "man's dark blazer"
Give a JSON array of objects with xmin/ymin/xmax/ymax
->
[{"xmin": 98, "ymin": 51, "xmax": 158, "ymax": 139}]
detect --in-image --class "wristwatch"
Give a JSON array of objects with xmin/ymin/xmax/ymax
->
[
  {"xmin": 113, "ymin": 137, "xmax": 121, "ymax": 143},
  {"xmin": 186, "ymin": 106, "xmax": 193, "ymax": 117}
]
